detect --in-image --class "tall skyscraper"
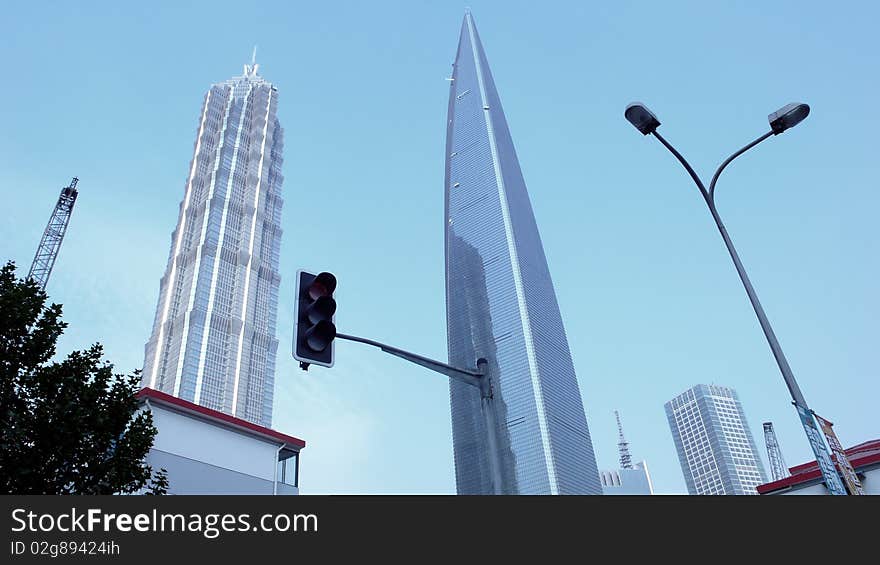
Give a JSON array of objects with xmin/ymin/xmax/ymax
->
[
  {"xmin": 444, "ymin": 11, "xmax": 601, "ymax": 494},
  {"xmin": 143, "ymin": 60, "xmax": 284, "ymax": 428},
  {"xmin": 665, "ymin": 384, "xmax": 768, "ymax": 495}
]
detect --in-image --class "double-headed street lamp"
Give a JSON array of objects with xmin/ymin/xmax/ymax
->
[{"xmin": 625, "ymin": 102, "xmax": 849, "ymax": 494}]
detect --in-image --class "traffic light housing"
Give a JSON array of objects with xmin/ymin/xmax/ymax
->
[{"xmin": 293, "ymin": 270, "xmax": 337, "ymax": 369}]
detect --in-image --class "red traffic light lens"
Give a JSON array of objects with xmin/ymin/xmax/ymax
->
[{"xmin": 307, "ymin": 272, "xmax": 337, "ymax": 300}]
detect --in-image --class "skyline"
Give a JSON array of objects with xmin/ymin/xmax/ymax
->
[{"xmin": 1, "ymin": 1, "xmax": 877, "ymax": 494}]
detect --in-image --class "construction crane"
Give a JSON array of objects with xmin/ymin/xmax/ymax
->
[
  {"xmin": 615, "ymin": 410, "xmax": 633, "ymax": 470},
  {"xmin": 763, "ymin": 421, "xmax": 790, "ymax": 481},
  {"xmin": 27, "ymin": 177, "xmax": 79, "ymax": 290}
]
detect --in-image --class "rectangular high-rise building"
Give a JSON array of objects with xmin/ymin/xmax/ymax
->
[
  {"xmin": 665, "ymin": 384, "xmax": 768, "ymax": 495},
  {"xmin": 444, "ymin": 11, "xmax": 601, "ymax": 494},
  {"xmin": 143, "ymin": 61, "xmax": 284, "ymax": 428}
]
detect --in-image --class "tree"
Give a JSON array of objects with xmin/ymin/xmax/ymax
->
[{"xmin": 0, "ymin": 261, "xmax": 167, "ymax": 494}]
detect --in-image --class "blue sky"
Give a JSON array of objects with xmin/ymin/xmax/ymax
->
[{"xmin": 1, "ymin": 1, "xmax": 877, "ymax": 494}]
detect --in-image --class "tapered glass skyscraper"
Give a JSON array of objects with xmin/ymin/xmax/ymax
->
[
  {"xmin": 143, "ymin": 61, "xmax": 284, "ymax": 428},
  {"xmin": 444, "ymin": 12, "xmax": 601, "ymax": 494}
]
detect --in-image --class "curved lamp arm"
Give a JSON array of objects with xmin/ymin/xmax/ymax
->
[
  {"xmin": 653, "ymin": 129, "xmax": 776, "ymax": 206},
  {"xmin": 708, "ymin": 131, "xmax": 774, "ymax": 200},
  {"xmin": 646, "ymin": 126, "xmax": 808, "ymax": 408},
  {"xmin": 652, "ymin": 130, "xmax": 710, "ymax": 203}
]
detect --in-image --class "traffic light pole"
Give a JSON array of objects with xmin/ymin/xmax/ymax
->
[{"xmin": 336, "ymin": 333, "xmax": 504, "ymax": 494}]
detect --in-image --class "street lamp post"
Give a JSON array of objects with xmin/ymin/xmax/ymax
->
[{"xmin": 624, "ymin": 102, "xmax": 848, "ymax": 495}]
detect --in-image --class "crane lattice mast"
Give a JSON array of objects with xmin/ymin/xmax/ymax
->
[
  {"xmin": 615, "ymin": 410, "xmax": 633, "ymax": 470},
  {"xmin": 763, "ymin": 421, "xmax": 790, "ymax": 481},
  {"xmin": 28, "ymin": 177, "xmax": 79, "ymax": 290}
]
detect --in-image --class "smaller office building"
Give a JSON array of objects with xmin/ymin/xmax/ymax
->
[
  {"xmin": 600, "ymin": 461, "xmax": 655, "ymax": 495},
  {"xmin": 137, "ymin": 388, "xmax": 305, "ymax": 495},
  {"xmin": 757, "ymin": 439, "xmax": 880, "ymax": 495},
  {"xmin": 665, "ymin": 384, "xmax": 767, "ymax": 495}
]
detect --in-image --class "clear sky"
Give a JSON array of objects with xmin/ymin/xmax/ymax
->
[{"xmin": 1, "ymin": 1, "xmax": 877, "ymax": 494}]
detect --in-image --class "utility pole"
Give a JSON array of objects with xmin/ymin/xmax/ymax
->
[
  {"xmin": 28, "ymin": 177, "xmax": 79, "ymax": 290},
  {"xmin": 624, "ymin": 102, "xmax": 849, "ymax": 495}
]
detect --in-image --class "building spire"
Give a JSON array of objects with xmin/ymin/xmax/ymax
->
[
  {"xmin": 244, "ymin": 45, "xmax": 259, "ymax": 77},
  {"xmin": 615, "ymin": 410, "xmax": 633, "ymax": 470}
]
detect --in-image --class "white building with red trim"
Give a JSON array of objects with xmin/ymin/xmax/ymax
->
[
  {"xmin": 137, "ymin": 388, "xmax": 305, "ymax": 495},
  {"xmin": 757, "ymin": 439, "xmax": 880, "ymax": 495}
]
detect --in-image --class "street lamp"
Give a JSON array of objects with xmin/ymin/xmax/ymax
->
[
  {"xmin": 768, "ymin": 103, "xmax": 810, "ymax": 134},
  {"xmin": 624, "ymin": 101, "xmax": 849, "ymax": 495}
]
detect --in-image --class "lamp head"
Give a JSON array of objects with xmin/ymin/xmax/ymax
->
[
  {"xmin": 625, "ymin": 103, "xmax": 661, "ymax": 135},
  {"xmin": 769, "ymin": 103, "xmax": 809, "ymax": 134}
]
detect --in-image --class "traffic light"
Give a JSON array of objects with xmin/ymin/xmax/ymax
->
[{"xmin": 293, "ymin": 270, "xmax": 337, "ymax": 369}]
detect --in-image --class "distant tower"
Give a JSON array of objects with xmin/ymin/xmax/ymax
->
[
  {"xmin": 665, "ymin": 384, "xmax": 768, "ymax": 495},
  {"xmin": 615, "ymin": 410, "xmax": 633, "ymax": 470},
  {"xmin": 763, "ymin": 422, "xmax": 790, "ymax": 481},
  {"xmin": 28, "ymin": 177, "xmax": 79, "ymax": 290}
]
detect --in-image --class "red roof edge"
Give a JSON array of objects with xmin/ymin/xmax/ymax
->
[
  {"xmin": 137, "ymin": 387, "xmax": 305, "ymax": 449},
  {"xmin": 756, "ymin": 468, "xmax": 824, "ymax": 494},
  {"xmin": 757, "ymin": 440, "xmax": 880, "ymax": 494}
]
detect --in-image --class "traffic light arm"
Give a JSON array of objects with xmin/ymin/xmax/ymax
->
[
  {"xmin": 335, "ymin": 332, "xmax": 502, "ymax": 493},
  {"xmin": 336, "ymin": 333, "xmax": 484, "ymax": 388}
]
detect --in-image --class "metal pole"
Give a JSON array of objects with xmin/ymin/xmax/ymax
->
[
  {"xmin": 336, "ymin": 333, "xmax": 505, "ymax": 494},
  {"xmin": 649, "ymin": 129, "xmax": 847, "ymax": 494},
  {"xmin": 704, "ymin": 199, "xmax": 808, "ymax": 406},
  {"xmin": 273, "ymin": 444, "xmax": 283, "ymax": 495},
  {"xmin": 477, "ymin": 358, "xmax": 503, "ymax": 495},
  {"xmin": 336, "ymin": 332, "xmax": 482, "ymax": 385},
  {"xmin": 652, "ymin": 130, "xmax": 807, "ymax": 407}
]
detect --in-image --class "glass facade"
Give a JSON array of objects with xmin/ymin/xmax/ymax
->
[
  {"xmin": 665, "ymin": 384, "xmax": 768, "ymax": 495},
  {"xmin": 444, "ymin": 12, "xmax": 602, "ymax": 494},
  {"xmin": 143, "ymin": 62, "xmax": 284, "ymax": 428}
]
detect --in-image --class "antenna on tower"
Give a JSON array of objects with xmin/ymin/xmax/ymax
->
[
  {"xmin": 763, "ymin": 422, "xmax": 790, "ymax": 481},
  {"xmin": 28, "ymin": 177, "xmax": 79, "ymax": 290},
  {"xmin": 244, "ymin": 45, "xmax": 259, "ymax": 77},
  {"xmin": 615, "ymin": 410, "xmax": 633, "ymax": 470}
]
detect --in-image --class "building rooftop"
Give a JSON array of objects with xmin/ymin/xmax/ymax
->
[
  {"xmin": 137, "ymin": 387, "xmax": 305, "ymax": 450},
  {"xmin": 756, "ymin": 439, "xmax": 880, "ymax": 494}
]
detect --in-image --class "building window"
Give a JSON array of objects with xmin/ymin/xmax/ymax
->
[{"xmin": 277, "ymin": 451, "xmax": 299, "ymax": 488}]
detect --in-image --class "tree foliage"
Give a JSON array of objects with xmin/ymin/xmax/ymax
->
[{"xmin": 0, "ymin": 261, "xmax": 166, "ymax": 494}]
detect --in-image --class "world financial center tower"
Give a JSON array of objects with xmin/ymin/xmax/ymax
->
[
  {"xmin": 143, "ymin": 61, "xmax": 284, "ymax": 428},
  {"xmin": 445, "ymin": 12, "xmax": 602, "ymax": 494}
]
